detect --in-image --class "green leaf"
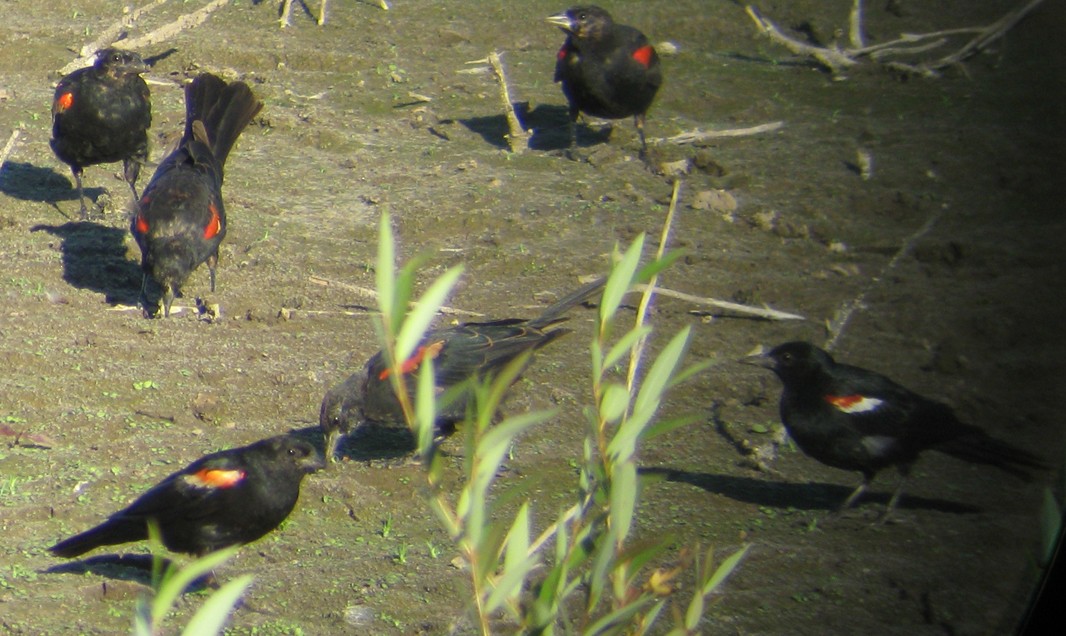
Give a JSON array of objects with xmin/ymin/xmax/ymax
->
[
  {"xmin": 599, "ymin": 382, "xmax": 630, "ymax": 424},
  {"xmin": 600, "ymin": 236, "xmax": 644, "ymax": 327},
  {"xmin": 602, "ymin": 325, "xmax": 652, "ymax": 373},
  {"xmin": 703, "ymin": 543, "xmax": 750, "ymax": 595},
  {"xmin": 180, "ymin": 574, "xmax": 254, "ymax": 636},
  {"xmin": 632, "ymin": 326, "xmax": 691, "ymax": 421},
  {"xmin": 609, "ymin": 461, "xmax": 638, "ymax": 545},
  {"xmin": 415, "ymin": 356, "xmax": 437, "ymax": 458},
  {"xmin": 153, "ymin": 546, "xmax": 239, "ymax": 626},
  {"xmin": 376, "ymin": 212, "xmax": 396, "ymax": 326},
  {"xmin": 395, "ymin": 265, "xmax": 463, "ymax": 365}
]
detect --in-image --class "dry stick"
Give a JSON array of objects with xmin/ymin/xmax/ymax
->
[
  {"xmin": 0, "ymin": 129, "xmax": 20, "ymax": 176},
  {"xmin": 745, "ymin": 5, "xmax": 857, "ymax": 76},
  {"xmin": 78, "ymin": 0, "xmax": 170, "ymax": 58},
  {"xmin": 117, "ymin": 0, "xmax": 232, "ymax": 51},
  {"xmin": 308, "ymin": 275, "xmax": 485, "ymax": 317},
  {"xmin": 848, "ymin": 0, "xmax": 865, "ymax": 50},
  {"xmin": 626, "ymin": 179, "xmax": 682, "ymax": 392},
  {"xmin": 486, "ymin": 51, "xmax": 532, "ymax": 154},
  {"xmin": 639, "ymin": 285, "xmax": 804, "ymax": 321},
  {"xmin": 930, "ymin": 0, "xmax": 1046, "ymax": 70},
  {"xmin": 653, "ymin": 121, "xmax": 784, "ymax": 146},
  {"xmin": 823, "ymin": 209, "xmax": 943, "ymax": 352}
]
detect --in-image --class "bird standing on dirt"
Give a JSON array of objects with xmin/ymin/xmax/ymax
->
[
  {"xmin": 50, "ymin": 48, "xmax": 152, "ymax": 219},
  {"xmin": 320, "ymin": 277, "xmax": 605, "ymax": 461},
  {"xmin": 49, "ymin": 435, "xmax": 323, "ymax": 558},
  {"xmin": 547, "ymin": 5, "xmax": 662, "ymax": 157},
  {"xmin": 743, "ymin": 341, "xmax": 1045, "ymax": 517},
  {"xmin": 131, "ymin": 73, "xmax": 262, "ymax": 317}
]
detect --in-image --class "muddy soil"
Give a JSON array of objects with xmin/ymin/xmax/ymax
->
[{"xmin": 1, "ymin": 0, "xmax": 1064, "ymax": 634}]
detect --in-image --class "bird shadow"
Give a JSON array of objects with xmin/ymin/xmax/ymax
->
[
  {"xmin": 452, "ymin": 103, "xmax": 610, "ymax": 152},
  {"xmin": 30, "ymin": 221, "xmax": 142, "ymax": 304},
  {"xmin": 42, "ymin": 553, "xmax": 210, "ymax": 592},
  {"xmin": 0, "ymin": 161, "xmax": 100, "ymax": 206},
  {"xmin": 639, "ymin": 466, "xmax": 981, "ymax": 515}
]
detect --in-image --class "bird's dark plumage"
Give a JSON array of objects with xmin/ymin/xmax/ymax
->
[
  {"xmin": 743, "ymin": 341, "xmax": 1046, "ymax": 515},
  {"xmin": 320, "ymin": 277, "xmax": 606, "ymax": 461},
  {"xmin": 49, "ymin": 435, "xmax": 322, "ymax": 558},
  {"xmin": 547, "ymin": 5, "xmax": 662, "ymax": 155},
  {"xmin": 131, "ymin": 73, "xmax": 263, "ymax": 317},
  {"xmin": 51, "ymin": 48, "xmax": 152, "ymax": 219}
]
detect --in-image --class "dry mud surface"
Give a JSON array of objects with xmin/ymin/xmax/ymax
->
[{"xmin": 1, "ymin": 0, "xmax": 1064, "ymax": 634}]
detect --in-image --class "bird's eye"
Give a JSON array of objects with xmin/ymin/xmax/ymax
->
[{"xmin": 780, "ymin": 352, "xmax": 793, "ymax": 363}]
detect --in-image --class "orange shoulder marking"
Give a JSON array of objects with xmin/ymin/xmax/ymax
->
[
  {"xmin": 184, "ymin": 468, "xmax": 245, "ymax": 489},
  {"xmin": 378, "ymin": 340, "xmax": 446, "ymax": 380},
  {"xmin": 55, "ymin": 92, "xmax": 74, "ymax": 113},
  {"xmin": 203, "ymin": 202, "xmax": 222, "ymax": 239},
  {"xmin": 632, "ymin": 45, "xmax": 655, "ymax": 68}
]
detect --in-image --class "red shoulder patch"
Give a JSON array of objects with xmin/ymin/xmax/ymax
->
[
  {"xmin": 184, "ymin": 468, "xmax": 245, "ymax": 489},
  {"xmin": 134, "ymin": 213, "xmax": 149, "ymax": 235},
  {"xmin": 379, "ymin": 340, "xmax": 446, "ymax": 380},
  {"xmin": 55, "ymin": 92, "xmax": 74, "ymax": 113},
  {"xmin": 203, "ymin": 202, "xmax": 221, "ymax": 239},
  {"xmin": 557, "ymin": 45, "xmax": 569, "ymax": 61},
  {"xmin": 631, "ymin": 45, "xmax": 655, "ymax": 68},
  {"xmin": 824, "ymin": 394, "xmax": 884, "ymax": 414}
]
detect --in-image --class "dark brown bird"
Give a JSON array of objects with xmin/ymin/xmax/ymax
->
[
  {"xmin": 547, "ymin": 5, "xmax": 662, "ymax": 156},
  {"xmin": 320, "ymin": 277, "xmax": 605, "ymax": 461},
  {"xmin": 131, "ymin": 73, "xmax": 262, "ymax": 317},
  {"xmin": 743, "ymin": 341, "xmax": 1046, "ymax": 516},
  {"xmin": 51, "ymin": 48, "xmax": 152, "ymax": 219},
  {"xmin": 49, "ymin": 435, "xmax": 322, "ymax": 558}
]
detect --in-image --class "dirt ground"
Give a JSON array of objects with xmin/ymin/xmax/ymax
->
[{"xmin": 1, "ymin": 0, "xmax": 1064, "ymax": 634}]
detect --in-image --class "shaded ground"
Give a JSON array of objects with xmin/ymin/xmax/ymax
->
[{"xmin": 1, "ymin": 0, "xmax": 1064, "ymax": 634}]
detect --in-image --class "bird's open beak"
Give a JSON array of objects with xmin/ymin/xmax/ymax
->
[
  {"xmin": 739, "ymin": 346, "xmax": 774, "ymax": 369},
  {"xmin": 545, "ymin": 13, "xmax": 572, "ymax": 31}
]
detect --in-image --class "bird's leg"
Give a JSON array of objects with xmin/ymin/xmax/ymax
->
[
  {"xmin": 123, "ymin": 157, "xmax": 141, "ymax": 202},
  {"xmin": 877, "ymin": 465, "xmax": 912, "ymax": 524},
  {"xmin": 207, "ymin": 252, "xmax": 218, "ymax": 292},
  {"xmin": 840, "ymin": 475, "xmax": 871, "ymax": 510},
  {"xmin": 72, "ymin": 168, "xmax": 89, "ymax": 220},
  {"xmin": 634, "ymin": 113, "xmax": 648, "ymax": 157}
]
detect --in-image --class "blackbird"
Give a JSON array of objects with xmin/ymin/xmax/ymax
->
[
  {"xmin": 743, "ymin": 341, "xmax": 1046, "ymax": 516},
  {"xmin": 547, "ymin": 5, "xmax": 662, "ymax": 156},
  {"xmin": 51, "ymin": 48, "xmax": 152, "ymax": 219},
  {"xmin": 320, "ymin": 277, "xmax": 605, "ymax": 461},
  {"xmin": 50, "ymin": 435, "xmax": 322, "ymax": 558},
  {"xmin": 131, "ymin": 73, "xmax": 263, "ymax": 317}
]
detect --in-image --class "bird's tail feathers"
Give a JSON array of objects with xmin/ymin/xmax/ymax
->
[
  {"xmin": 937, "ymin": 433, "xmax": 1047, "ymax": 481},
  {"xmin": 528, "ymin": 276, "xmax": 607, "ymax": 329},
  {"xmin": 183, "ymin": 73, "xmax": 263, "ymax": 169}
]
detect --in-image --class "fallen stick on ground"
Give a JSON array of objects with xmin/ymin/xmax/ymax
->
[
  {"xmin": 77, "ymin": 0, "xmax": 169, "ymax": 60},
  {"xmin": 118, "ymin": 0, "xmax": 232, "ymax": 51},
  {"xmin": 651, "ymin": 121, "xmax": 784, "ymax": 146},
  {"xmin": 823, "ymin": 208, "xmax": 944, "ymax": 351},
  {"xmin": 746, "ymin": 0, "xmax": 1046, "ymax": 78},
  {"xmin": 486, "ymin": 51, "xmax": 532, "ymax": 153},
  {"xmin": 309, "ymin": 275, "xmax": 485, "ymax": 317},
  {"xmin": 0, "ymin": 129, "xmax": 20, "ymax": 176}
]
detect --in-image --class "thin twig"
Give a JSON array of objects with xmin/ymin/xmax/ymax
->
[
  {"xmin": 118, "ymin": 0, "xmax": 231, "ymax": 51},
  {"xmin": 0, "ymin": 129, "xmax": 20, "ymax": 176},
  {"xmin": 929, "ymin": 0, "xmax": 1046, "ymax": 70},
  {"xmin": 848, "ymin": 0, "xmax": 865, "ymax": 50},
  {"xmin": 486, "ymin": 51, "xmax": 532, "ymax": 154},
  {"xmin": 637, "ymin": 285, "xmax": 804, "ymax": 321},
  {"xmin": 652, "ymin": 121, "xmax": 784, "ymax": 146},
  {"xmin": 79, "ymin": 0, "xmax": 170, "ymax": 58},
  {"xmin": 626, "ymin": 179, "xmax": 682, "ymax": 392},
  {"xmin": 823, "ymin": 209, "xmax": 943, "ymax": 351},
  {"xmin": 309, "ymin": 275, "xmax": 484, "ymax": 317}
]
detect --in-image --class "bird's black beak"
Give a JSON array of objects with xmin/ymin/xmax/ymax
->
[
  {"xmin": 739, "ymin": 348, "xmax": 775, "ymax": 370},
  {"xmin": 545, "ymin": 12, "xmax": 572, "ymax": 31}
]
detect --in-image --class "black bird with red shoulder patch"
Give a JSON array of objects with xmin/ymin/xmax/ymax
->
[
  {"xmin": 547, "ymin": 5, "xmax": 662, "ymax": 156},
  {"xmin": 743, "ymin": 341, "xmax": 1046, "ymax": 516},
  {"xmin": 320, "ymin": 277, "xmax": 605, "ymax": 461},
  {"xmin": 131, "ymin": 73, "xmax": 262, "ymax": 317},
  {"xmin": 49, "ymin": 435, "xmax": 322, "ymax": 559},
  {"xmin": 51, "ymin": 48, "xmax": 152, "ymax": 219}
]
